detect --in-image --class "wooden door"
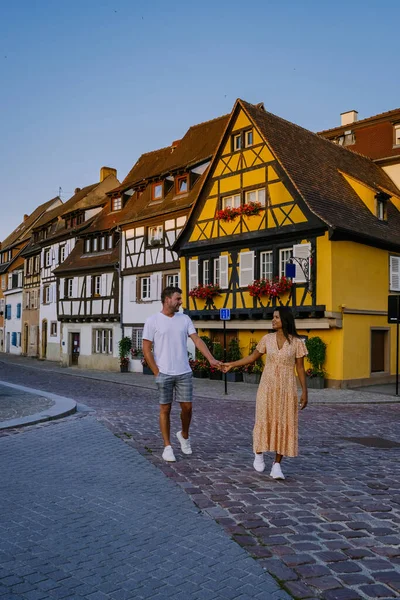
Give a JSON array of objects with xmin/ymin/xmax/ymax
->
[
  {"xmin": 371, "ymin": 330, "xmax": 386, "ymax": 373},
  {"xmin": 24, "ymin": 324, "xmax": 28, "ymax": 354},
  {"xmin": 42, "ymin": 321, "xmax": 47, "ymax": 358},
  {"xmin": 71, "ymin": 333, "xmax": 80, "ymax": 366}
]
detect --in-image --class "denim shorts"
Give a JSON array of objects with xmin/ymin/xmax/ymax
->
[{"xmin": 155, "ymin": 372, "xmax": 193, "ymax": 404}]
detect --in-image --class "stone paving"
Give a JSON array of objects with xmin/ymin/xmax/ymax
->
[
  {"xmin": 0, "ymin": 355, "xmax": 399, "ymax": 600},
  {"xmin": 0, "ymin": 416, "xmax": 290, "ymax": 600},
  {"xmin": 0, "ymin": 384, "xmax": 54, "ymax": 421}
]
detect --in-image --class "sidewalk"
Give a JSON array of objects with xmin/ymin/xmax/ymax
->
[{"xmin": 0, "ymin": 352, "xmax": 398, "ymax": 405}]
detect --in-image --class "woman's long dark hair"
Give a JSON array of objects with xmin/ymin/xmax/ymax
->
[{"xmin": 273, "ymin": 306, "xmax": 299, "ymax": 343}]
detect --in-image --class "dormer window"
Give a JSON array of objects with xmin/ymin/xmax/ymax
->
[
  {"xmin": 244, "ymin": 129, "xmax": 253, "ymax": 147},
  {"xmin": 112, "ymin": 197, "xmax": 122, "ymax": 211},
  {"xmin": 176, "ymin": 175, "xmax": 188, "ymax": 194},
  {"xmin": 394, "ymin": 124, "xmax": 400, "ymax": 147},
  {"xmin": 336, "ymin": 130, "xmax": 355, "ymax": 146},
  {"xmin": 148, "ymin": 225, "xmax": 163, "ymax": 246},
  {"xmin": 152, "ymin": 182, "xmax": 163, "ymax": 201},
  {"xmin": 375, "ymin": 191, "xmax": 389, "ymax": 221},
  {"xmin": 100, "ymin": 237, "xmax": 105, "ymax": 251},
  {"xmin": 85, "ymin": 239, "xmax": 91, "ymax": 253}
]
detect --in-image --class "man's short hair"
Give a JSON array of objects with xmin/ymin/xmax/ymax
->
[{"xmin": 161, "ymin": 286, "xmax": 182, "ymax": 303}]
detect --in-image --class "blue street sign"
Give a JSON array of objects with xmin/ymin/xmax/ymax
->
[{"xmin": 220, "ymin": 308, "xmax": 231, "ymax": 320}]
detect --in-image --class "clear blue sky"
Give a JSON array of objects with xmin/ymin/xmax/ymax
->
[{"xmin": 1, "ymin": 0, "xmax": 399, "ymax": 241}]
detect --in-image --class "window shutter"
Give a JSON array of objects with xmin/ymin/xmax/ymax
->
[
  {"xmin": 129, "ymin": 279, "xmax": 136, "ymax": 302},
  {"xmin": 12, "ymin": 332, "xmax": 17, "ymax": 346},
  {"xmin": 188, "ymin": 259, "xmax": 199, "ymax": 290},
  {"xmin": 6, "ymin": 304, "xmax": 11, "ymax": 320},
  {"xmin": 86, "ymin": 276, "xmax": 92, "ymax": 297},
  {"xmin": 150, "ymin": 274, "xmax": 158, "ymax": 300},
  {"xmin": 292, "ymin": 243, "xmax": 311, "ymax": 283},
  {"xmin": 239, "ymin": 251, "xmax": 254, "ymax": 287},
  {"xmin": 16, "ymin": 303, "xmax": 21, "ymax": 318},
  {"xmin": 219, "ymin": 255, "xmax": 229, "ymax": 289},
  {"xmin": 34, "ymin": 289, "xmax": 38, "ymax": 309},
  {"xmin": 48, "ymin": 286, "xmax": 53, "ymax": 303},
  {"xmin": 0, "ymin": 299, "xmax": 4, "ymax": 314},
  {"xmin": 390, "ymin": 256, "xmax": 400, "ymax": 291},
  {"xmin": 101, "ymin": 274, "xmax": 107, "ymax": 296}
]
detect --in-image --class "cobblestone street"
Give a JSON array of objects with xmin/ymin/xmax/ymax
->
[{"xmin": 1, "ymin": 356, "xmax": 399, "ymax": 600}]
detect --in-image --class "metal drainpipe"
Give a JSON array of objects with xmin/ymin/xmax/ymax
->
[{"xmin": 116, "ymin": 226, "xmax": 123, "ymax": 339}]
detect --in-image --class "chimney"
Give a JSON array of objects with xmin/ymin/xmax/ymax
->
[
  {"xmin": 24, "ymin": 214, "xmax": 29, "ymax": 221},
  {"xmin": 341, "ymin": 110, "xmax": 358, "ymax": 126},
  {"xmin": 100, "ymin": 166, "xmax": 117, "ymax": 182},
  {"xmin": 74, "ymin": 188, "xmax": 81, "ymax": 194}
]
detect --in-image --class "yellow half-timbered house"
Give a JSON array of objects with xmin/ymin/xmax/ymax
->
[{"xmin": 174, "ymin": 99, "xmax": 400, "ymax": 388}]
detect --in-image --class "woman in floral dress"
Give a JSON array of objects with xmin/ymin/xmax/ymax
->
[{"xmin": 222, "ymin": 307, "xmax": 308, "ymax": 479}]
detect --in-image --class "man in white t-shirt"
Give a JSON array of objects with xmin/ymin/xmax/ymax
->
[{"xmin": 143, "ymin": 286, "xmax": 222, "ymax": 462}]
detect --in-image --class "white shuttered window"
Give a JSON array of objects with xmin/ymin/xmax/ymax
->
[
  {"xmin": 239, "ymin": 251, "xmax": 254, "ymax": 287},
  {"xmin": 390, "ymin": 255, "xmax": 400, "ymax": 291},
  {"xmin": 292, "ymin": 243, "xmax": 311, "ymax": 283},
  {"xmin": 219, "ymin": 255, "xmax": 229, "ymax": 289},
  {"xmin": 188, "ymin": 259, "xmax": 198, "ymax": 290}
]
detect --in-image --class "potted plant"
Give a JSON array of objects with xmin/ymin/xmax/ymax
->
[
  {"xmin": 209, "ymin": 341, "xmax": 223, "ymax": 380},
  {"xmin": 141, "ymin": 357, "xmax": 153, "ymax": 375},
  {"xmin": 305, "ymin": 336, "xmax": 327, "ymax": 389},
  {"xmin": 190, "ymin": 359, "xmax": 210, "ymax": 378},
  {"xmin": 225, "ymin": 338, "xmax": 243, "ymax": 382},
  {"xmin": 118, "ymin": 336, "xmax": 132, "ymax": 373},
  {"xmin": 130, "ymin": 347, "xmax": 144, "ymax": 372},
  {"xmin": 243, "ymin": 342, "xmax": 264, "ymax": 384}
]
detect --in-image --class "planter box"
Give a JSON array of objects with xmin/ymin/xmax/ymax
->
[
  {"xmin": 225, "ymin": 372, "xmax": 243, "ymax": 383},
  {"xmin": 120, "ymin": 364, "xmax": 129, "ymax": 373},
  {"xmin": 193, "ymin": 371, "xmax": 209, "ymax": 378},
  {"xmin": 243, "ymin": 372, "xmax": 261, "ymax": 385},
  {"xmin": 143, "ymin": 366, "xmax": 153, "ymax": 375},
  {"xmin": 209, "ymin": 371, "xmax": 222, "ymax": 381},
  {"xmin": 307, "ymin": 376, "xmax": 324, "ymax": 389}
]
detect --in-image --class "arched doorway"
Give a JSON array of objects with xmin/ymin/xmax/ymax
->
[
  {"xmin": 42, "ymin": 320, "xmax": 47, "ymax": 359},
  {"xmin": 24, "ymin": 323, "xmax": 29, "ymax": 355}
]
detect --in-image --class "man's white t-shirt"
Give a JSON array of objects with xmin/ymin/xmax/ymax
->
[{"xmin": 143, "ymin": 312, "xmax": 196, "ymax": 375}]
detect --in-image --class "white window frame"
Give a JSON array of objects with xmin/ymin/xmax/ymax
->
[
  {"xmin": 219, "ymin": 255, "xmax": 229, "ymax": 289},
  {"xmin": 188, "ymin": 259, "xmax": 199, "ymax": 290},
  {"xmin": 112, "ymin": 197, "xmax": 122, "ymax": 211},
  {"xmin": 233, "ymin": 133, "xmax": 242, "ymax": 151},
  {"xmin": 44, "ymin": 248, "xmax": 51, "ymax": 267},
  {"xmin": 214, "ymin": 258, "xmax": 220, "ymax": 286},
  {"xmin": 44, "ymin": 285, "xmax": 51, "ymax": 304},
  {"xmin": 1, "ymin": 275, "xmax": 6, "ymax": 290},
  {"xmin": 244, "ymin": 129, "xmax": 253, "ymax": 147},
  {"xmin": 93, "ymin": 275, "xmax": 101, "ymax": 296},
  {"xmin": 222, "ymin": 194, "xmax": 241, "ymax": 209},
  {"xmin": 148, "ymin": 225, "xmax": 163, "ymax": 245},
  {"xmin": 66, "ymin": 278, "xmax": 73, "ymax": 298},
  {"xmin": 132, "ymin": 327, "xmax": 143, "ymax": 352},
  {"xmin": 260, "ymin": 251, "xmax": 273, "ymax": 280},
  {"xmin": 140, "ymin": 276, "xmax": 151, "ymax": 300},
  {"xmin": 394, "ymin": 124, "xmax": 400, "ymax": 147},
  {"xmin": 50, "ymin": 322, "xmax": 57, "ymax": 336},
  {"xmin": 377, "ymin": 200, "xmax": 385, "ymax": 221},
  {"xmin": 59, "ymin": 245, "xmax": 66, "ymax": 263},
  {"xmin": 390, "ymin": 255, "xmax": 400, "ymax": 292},
  {"xmin": 279, "ymin": 248, "xmax": 293, "ymax": 278},
  {"xmin": 93, "ymin": 238, "xmax": 98, "ymax": 252},
  {"xmin": 108, "ymin": 235, "xmax": 113, "ymax": 249},
  {"xmin": 94, "ymin": 329, "xmax": 113, "ymax": 354},
  {"xmin": 85, "ymin": 239, "xmax": 91, "ymax": 253},
  {"xmin": 239, "ymin": 251, "xmax": 255, "ymax": 287},
  {"xmin": 245, "ymin": 188, "xmax": 266, "ymax": 206},
  {"xmin": 100, "ymin": 237, "xmax": 105, "ymax": 251},
  {"xmin": 165, "ymin": 273, "xmax": 180, "ymax": 288},
  {"xmin": 203, "ymin": 260, "xmax": 210, "ymax": 285}
]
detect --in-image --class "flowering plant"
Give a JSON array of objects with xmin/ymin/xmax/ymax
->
[
  {"xmin": 240, "ymin": 202, "xmax": 263, "ymax": 217},
  {"xmin": 189, "ymin": 284, "xmax": 222, "ymax": 300},
  {"xmin": 216, "ymin": 202, "xmax": 263, "ymax": 222},
  {"xmin": 306, "ymin": 368, "xmax": 325, "ymax": 378},
  {"xmin": 120, "ymin": 356, "xmax": 129, "ymax": 367},
  {"xmin": 248, "ymin": 276, "xmax": 292, "ymax": 299},
  {"xmin": 131, "ymin": 348, "xmax": 143, "ymax": 358},
  {"xmin": 216, "ymin": 207, "xmax": 241, "ymax": 222},
  {"xmin": 189, "ymin": 359, "xmax": 210, "ymax": 374}
]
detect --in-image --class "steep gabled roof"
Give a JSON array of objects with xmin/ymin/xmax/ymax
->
[
  {"xmin": 111, "ymin": 114, "xmax": 228, "ymax": 194},
  {"xmin": 53, "ymin": 239, "xmax": 119, "ymax": 275},
  {"xmin": 239, "ymin": 100, "xmax": 400, "ymax": 248},
  {"xmin": 1, "ymin": 197, "xmax": 61, "ymax": 249}
]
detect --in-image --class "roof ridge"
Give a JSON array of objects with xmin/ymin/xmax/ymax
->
[{"xmin": 188, "ymin": 113, "xmax": 229, "ymax": 130}]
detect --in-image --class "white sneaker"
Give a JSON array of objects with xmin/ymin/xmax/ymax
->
[
  {"xmin": 162, "ymin": 445, "xmax": 176, "ymax": 462},
  {"xmin": 270, "ymin": 462, "xmax": 285, "ymax": 480},
  {"xmin": 253, "ymin": 453, "xmax": 265, "ymax": 473},
  {"xmin": 176, "ymin": 431, "xmax": 192, "ymax": 455}
]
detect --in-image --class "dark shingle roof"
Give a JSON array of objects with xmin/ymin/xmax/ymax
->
[
  {"xmin": 1, "ymin": 197, "xmax": 61, "ymax": 249},
  {"xmin": 239, "ymin": 100, "xmax": 400, "ymax": 249},
  {"xmin": 53, "ymin": 239, "xmax": 119, "ymax": 274}
]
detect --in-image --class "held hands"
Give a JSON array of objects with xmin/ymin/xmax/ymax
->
[
  {"xmin": 209, "ymin": 358, "xmax": 223, "ymax": 370},
  {"xmin": 220, "ymin": 363, "xmax": 234, "ymax": 373}
]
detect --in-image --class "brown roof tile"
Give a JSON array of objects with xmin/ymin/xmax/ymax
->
[
  {"xmin": 1, "ymin": 197, "xmax": 61, "ymax": 249},
  {"xmin": 319, "ymin": 107, "xmax": 400, "ymax": 134},
  {"xmin": 239, "ymin": 100, "xmax": 400, "ymax": 249},
  {"xmin": 53, "ymin": 239, "xmax": 119, "ymax": 274}
]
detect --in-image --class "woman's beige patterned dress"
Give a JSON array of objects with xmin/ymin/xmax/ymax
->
[{"xmin": 254, "ymin": 333, "xmax": 308, "ymax": 457}]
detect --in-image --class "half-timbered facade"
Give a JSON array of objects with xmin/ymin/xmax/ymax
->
[
  {"xmin": 0, "ymin": 197, "xmax": 61, "ymax": 355},
  {"xmin": 54, "ymin": 201, "xmax": 121, "ymax": 370},
  {"xmin": 32, "ymin": 168, "xmax": 119, "ymax": 361},
  {"xmin": 174, "ymin": 99, "xmax": 400, "ymax": 387},
  {"xmin": 110, "ymin": 115, "xmax": 228, "ymax": 366}
]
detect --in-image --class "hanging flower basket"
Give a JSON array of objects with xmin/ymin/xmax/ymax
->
[
  {"xmin": 216, "ymin": 202, "xmax": 263, "ymax": 222},
  {"xmin": 189, "ymin": 284, "xmax": 222, "ymax": 300},
  {"xmin": 248, "ymin": 276, "xmax": 292, "ymax": 299}
]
